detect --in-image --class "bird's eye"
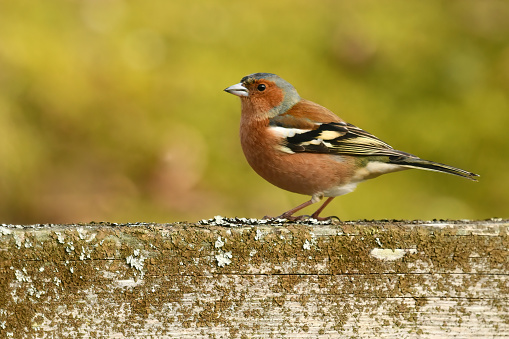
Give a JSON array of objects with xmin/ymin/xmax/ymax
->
[{"xmin": 257, "ymin": 84, "xmax": 266, "ymax": 91}]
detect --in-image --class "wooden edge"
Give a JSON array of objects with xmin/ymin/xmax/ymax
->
[{"xmin": 0, "ymin": 218, "xmax": 507, "ymax": 338}]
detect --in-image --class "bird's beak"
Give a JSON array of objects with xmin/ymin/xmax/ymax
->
[{"xmin": 224, "ymin": 83, "xmax": 248, "ymax": 97}]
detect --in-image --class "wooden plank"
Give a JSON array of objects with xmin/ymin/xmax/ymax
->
[{"xmin": 0, "ymin": 218, "xmax": 507, "ymax": 338}]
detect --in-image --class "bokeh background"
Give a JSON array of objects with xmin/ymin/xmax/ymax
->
[{"xmin": 1, "ymin": 0, "xmax": 508, "ymax": 224}]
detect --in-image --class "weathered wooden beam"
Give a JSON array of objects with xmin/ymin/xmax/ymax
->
[{"xmin": 0, "ymin": 218, "xmax": 507, "ymax": 338}]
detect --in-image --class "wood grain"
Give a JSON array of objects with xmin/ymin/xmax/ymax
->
[{"xmin": 0, "ymin": 218, "xmax": 507, "ymax": 338}]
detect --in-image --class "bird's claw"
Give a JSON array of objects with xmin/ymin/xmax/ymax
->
[
  {"xmin": 264, "ymin": 214, "xmax": 340, "ymax": 222},
  {"xmin": 310, "ymin": 215, "xmax": 341, "ymax": 222}
]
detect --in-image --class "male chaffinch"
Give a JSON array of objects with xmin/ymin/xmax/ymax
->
[{"xmin": 224, "ymin": 73, "xmax": 479, "ymax": 220}]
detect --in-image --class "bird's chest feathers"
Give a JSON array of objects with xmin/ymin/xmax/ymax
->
[{"xmin": 239, "ymin": 118, "xmax": 284, "ymax": 165}]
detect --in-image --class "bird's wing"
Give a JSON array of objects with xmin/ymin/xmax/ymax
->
[
  {"xmin": 286, "ymin": 122, "xmax": 414, "ymax": 157},
  {"xmin": 269, "ymin": 100, "xmax": 479, "ymax": 180},
  {"xmin": 269, "ymin": 101, "xmax": 414, "ymax": 158}
]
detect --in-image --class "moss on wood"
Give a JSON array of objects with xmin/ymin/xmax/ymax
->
[{"xmin": 0, "ymin": 219, "xmax": 507, "ymax": 337}]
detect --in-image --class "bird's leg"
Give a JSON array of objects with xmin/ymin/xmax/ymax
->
[
  {"xmin": 272, "ymin": 199, "xmax": 316, "ymax": 221},
  {"xmin": 310, "ymin": 197, "xmax": 335, "ymax": 220},
  {"xmin": 270, "ymin": 194, "xmax": 329, "ymax": 221},
  {"xmin": 265, "ymin": 195, "xmax": 336, "ymax": 221}
]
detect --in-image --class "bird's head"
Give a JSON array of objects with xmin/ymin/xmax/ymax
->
[{"xmin": 224, "ymin": 73, "xmax": 301, "ymax": 119}]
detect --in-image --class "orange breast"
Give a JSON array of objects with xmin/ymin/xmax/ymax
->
[{"xmin": 239, "ymin": 119, "xmax": 357, "ymax": 196}]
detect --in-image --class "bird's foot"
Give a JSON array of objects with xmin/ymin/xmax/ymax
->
[
  {"xmin": 310, "ymin": 215, "xmax": 340, "ymax": 222},
  {"xmin": 263, "ymin": 214, "xmax": 306, "ymax": 221},
  {"xmin": 264, "ymin": 214, "xmax": 340, "ymax": 222},
  {"xmin": 281, "ymin": 215, "xmax": 309, "ymax": 221}
]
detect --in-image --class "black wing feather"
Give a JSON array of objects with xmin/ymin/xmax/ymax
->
[{"xmin": 286, "ymin": 122, "xmax": 414, "ymax": 157}]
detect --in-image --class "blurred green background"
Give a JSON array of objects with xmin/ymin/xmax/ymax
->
[{"xmin": 0, "ymin": 0, "xmax": 507, "ymax": 224}]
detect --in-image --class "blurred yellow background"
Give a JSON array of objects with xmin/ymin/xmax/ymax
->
[{"xmin": 0, "ymin": 0, "xmax": 507, "ymax": 224}]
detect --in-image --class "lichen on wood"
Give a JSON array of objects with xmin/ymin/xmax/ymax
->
[{"xmin": 0, "ymin": 218, "xmax": 507, "ymax": 338}]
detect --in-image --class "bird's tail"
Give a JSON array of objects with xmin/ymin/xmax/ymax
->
[{"xmin": 389, "ymin": 156, "xmax": 479, "ymax": 181}]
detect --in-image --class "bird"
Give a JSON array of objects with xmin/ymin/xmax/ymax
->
[{"xmin": 224, "ymin": 73, "xmax": 479, "ymax": 220}]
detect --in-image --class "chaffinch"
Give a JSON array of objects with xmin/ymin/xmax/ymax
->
[{"xmin": 224, "ymin": 73, "xmax": 479, "ymax": 220}]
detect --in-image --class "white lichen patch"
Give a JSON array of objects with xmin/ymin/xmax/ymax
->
[
  {"xmin": 77, "ymin": 227, "xmax": 86, "ymax": 240},
  {"xmin": 422, "ymin": 222, "xmax": 453, "ymax": 228},
  {"xmin": 85, "ymin": 232, "xmax": 96, "ymax": 242},
  {"xmin": 370, "ymin": 248, "xmax": 417, "ymax": 261},
  {"xmin": 116, "ymin": 279, "xmax": 144, "ymax": 288},
  {"xmin": 27, "ymin": 286, "xmax": 45, "ymax": 298},
  {"xmin": 55, "ymin": 232, "xmax": 65, "ymax": 244},
  {"xmin": 101, "ymin": 271, "xmax": 117, "ymax": 280},
  {"xmin": 0, "ymin": 226, "xmax": 12, "ymax": 236},
  {"xmin": 198, "ymin": 215, "xmax": 335, "ymax": 227},
  {"xmin": 24, "ymin": 238, "xmax": 33, "ymax": 248},
  {"xmin": 79, "ymin": 246, "xmax": 92, "ymax": 261},
  {"xmin": 215, "ymin": 251, "xmax": 232, "ymax": 267},
  {"xmin": 15, "ymin": 269, "xmax": 31, "ymax": 283},
  {"xmin": 126, "ymin": 249, "xmax": 146, "ymax": 279},
  {"xmin": 65, "ymin": 242, "xmax": 74, "ymax": 253},
  {"xmin": 254, "ymin": 229, "xmax": 264, "ymax": 241},
  {"xmin": 14, "ymin": 234, "xmax": 23, "ymax": 249},
  {"xmin": 12, "ymin": 268, "xmax": 46, "ymax": 299},
  {"xmin": 303, "ymin": 240, "xmax": 311, "ymax": 250},
  {"xmin": 215, "ymin": 236, "xmax": 225, "ymax": 248}
]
